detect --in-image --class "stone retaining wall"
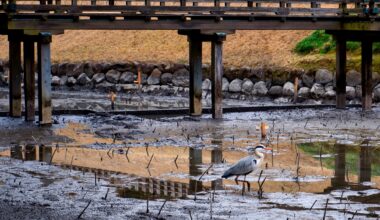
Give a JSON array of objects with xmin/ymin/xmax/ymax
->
[{"xmin": 1, "ymin": 60, "xmax": 380, "ymax": 103}]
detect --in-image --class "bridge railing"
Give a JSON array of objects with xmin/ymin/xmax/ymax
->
[{"xmin": 0, "ymin": 0, "xmax": 374, "ymax": 17}]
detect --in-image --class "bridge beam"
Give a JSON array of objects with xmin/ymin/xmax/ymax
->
[
  {"xmin": 188, "ymin": 36, "xmax": 203, "ymax": 116},
  {"xmin": 8, "ymin": 36, "xmax": 22, "ymax": 117},
  {"xmin": 37, "ymin": 32, "xmax": 52, "ymax": 125},
  {"xmin": 23, "ymin": 39, "xmax": 36, "ymax": 121},
  {"xmin": 335, "ymin": 35, "xmax": 346, "ymax": 109},
  {"xmin": 361, "ymin": 40, "xmax": 373, "ymax": 111}
]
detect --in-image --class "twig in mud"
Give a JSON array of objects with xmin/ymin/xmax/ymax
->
[
  {"xmin": 319, "ymin": 145, "xmax": 323, "ymax": 171},
  {"xmin": 107, "ymin": 148, "xmax": 113, "ymax": 159},
  {"xmin": 304, "ymin": 119, "xmax": 309, "ymax": 129},
  {"xmin": 210, "ymin": 192, "xmax": 213, "ymax": 219},
  {"xmin": 102, "ymin": 188, "xmax": 110, "ymax": 200},
  {"xmin": 125, "ymin": 147, "xmax": 130, "ymax": 162},
  {"xmin": 257, "ymin": 170, "xmax": 267, "ymax": 199},
  {"xmin": 146, "ymin": 195, "xmax": 149, "ymax": 213},
  {"xmin": 309, "ymin": 200, "xmax": 317, "ymax": 210},
  {"xmin": 70, "ymin": 156, "xmax": 74, "ymax": 172},
  {"xmin": 351, "ymin": 210, "xmax": 357, "ymax": 220},
  {"xmin": 49, "ymin": 148, "xmax": 57, "ymax": 165},
  {"xmin": 199, "ymin": 164, "xmax": 213, "ymax": 181},
  {"xmin": 174, "ymin": 155, "xmax": 179, "ymax": 169},
  {"xmin": 188, "ymin": 209, "xmax": 193, "ymax": 220},
  {"xmin": 276, "ymin": 132, "xmax": 280, "ymax": 153},
  {"xmin": 77, "ymin": 200, "xmax": 92, "ymax": 219},
  {"xmin": 94, "ymin": 172, "xmax": 97, "ymax": 186},
  {"xmin": 157, "ymin": 200, "xmax": 167, "ymax": 217},
  {"xmin": 322, "ymin": 199, "xmax": 329, "ymax": 220},
  {"xmin": 145, "ymin": 143, "xmax": 150, "ymax": 157},
  {"xmin": 146, "ymin": 154, "xmax": 154, "ymax": 169}
]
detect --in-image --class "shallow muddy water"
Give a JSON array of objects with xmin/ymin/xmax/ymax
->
[{"xmin": 0, "ymin": 107, "xmax": 380, "ymax": 219}]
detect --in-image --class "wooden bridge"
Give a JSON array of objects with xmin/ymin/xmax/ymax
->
[{"xmin": 1, "ymin": 0, "xmax": 380, "ymax": 124}]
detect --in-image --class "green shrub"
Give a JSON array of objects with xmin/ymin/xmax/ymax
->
[{"xmin": 294, "ymin": 30, "xmax": 332, "ymax": 54}]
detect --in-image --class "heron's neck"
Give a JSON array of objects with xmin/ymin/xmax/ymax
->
[{"xmin": 254, "ymin": 151, "xmax": 264, "ymax": 159}]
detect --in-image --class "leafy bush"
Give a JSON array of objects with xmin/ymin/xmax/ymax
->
[{"xmin": 294, "ymin": 30, "xmax": 332, "ymax": 54}]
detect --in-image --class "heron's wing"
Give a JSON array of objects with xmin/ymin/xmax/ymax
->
[{"xmin": 224, "ymin": 156, "xmax": 256, "ymax": 176}]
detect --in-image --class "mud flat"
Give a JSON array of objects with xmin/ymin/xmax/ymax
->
[{"xmin": 0, "ymin": 107, "xmax": 380, "ymax": 219}]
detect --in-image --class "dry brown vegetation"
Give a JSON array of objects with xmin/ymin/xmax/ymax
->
[{"xmin": 0, "ymin": 30, "xmax": 311, "ymax": 68}]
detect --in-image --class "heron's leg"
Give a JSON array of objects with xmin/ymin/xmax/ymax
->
[
  {"xmin": 243, "ymin": 175, "xmax": 251, "ymax": 192},
  {"xmin": 234, "ymin": 175, "xmax": 240, "ymax": 185}
]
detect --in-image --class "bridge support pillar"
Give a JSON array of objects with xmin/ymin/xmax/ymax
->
[
  {"xmin": 37, "ymin": 33, "xmax": 52, "ymax": 125},
  {"xmin": 8, "ymin": 37, "xmax": 22, "ymax": 117},
  {"xmin": 361, "ymin": 40, "xmax": 373, "ymax": 111},
  {"xmin": 23, "ymin": 39, "xmax": 36, "ymax": 121},
  {"xmin": 179, "ymin": 30, "xmax": 232, "ymax": 119},
  {"xmin": 188, "ymin": 36, "xmax": 203, "ymax": 116},
  {"xmin": 335, "ymin": 36, "xmax": 346, "ymax": 109},
  {"xmin": 211, "ymin": 34, "xmax": 225, "ymax": 119}
]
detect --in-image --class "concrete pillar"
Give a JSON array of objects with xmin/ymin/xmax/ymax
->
[
  {"xmin": 189, "ymin": 36, "xmax": 203, "ymax": 116},
  {"xmin": 211, "ymin": 34, "xmax": 225, "ymax": 119},
  {"xmin": 23, "ymin": 39, "xmax": 36, "ymax": 121},
  {"xmin": 361, "ymin": 40, "xmax": 373, "ymax": 111},
  {"xmin": 37, "ymin": 33, "xmax": 52, "ymax": 125},
  {"xmin": 8, "ymin": 38, "xmax": 22, "ymax": 117},
  {"xmin": 335, "ymin": 35, "xmax": 346, "ymax": 109}
]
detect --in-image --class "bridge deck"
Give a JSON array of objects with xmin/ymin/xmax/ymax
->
[{"xmin": 1, "ymin": 0, "xmax": 380, "ymax": 31}]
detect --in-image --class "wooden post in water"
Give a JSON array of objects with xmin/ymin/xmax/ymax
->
[
  {"xmin": 361, "ymin": 40, "xmax": 373, "ymax": 111},
  {"xmin": 23, "ymin": 39, "xmax": 36, "ymax": 121},
  {"xmin": 189, "ymin": 36, "xmax": 203, "ymax": 116},
  {"xmin": 335, "ymin": 35, "xmax": 346, "ymax": 109},
  {"xmin": 37, "ymin": 33, "xmax": 52, "ymax": 125},
  {"xmin": 359, "ymin": 146, "xmax": 371, "ymax": 183},
  {"xmin": 8, "ymin": 36, "xmax": 22, "ymax": 117},
  {"xmin": 211, "ymin": 33, "xmax": 225, "ymax": 119}
]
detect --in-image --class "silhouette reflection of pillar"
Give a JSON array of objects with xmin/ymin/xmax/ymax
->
[
  {"xmin": 24, "ymin": 144, "xmax": 37, "ymax": 161},
  {"xmin": 211, "ymin": 132, "xmax": 223, "ymax": 190},
  {"xmin": 359, "ymin": 146, "xmax": 371, "ymax": 183},
  {"xmin": 10, "ymin": 145, "xmax": 23, "ymax": 160},
  {"xmin": 189, "ymin": 147, "xmax": 202, "ymax": 194},
  {"xmin": 39, "ymin": 145, "xmax": 52, "ymax": 163},
  {"xmin": 332, "ymin": 144, "xmax": 346, "ymax": 188}
]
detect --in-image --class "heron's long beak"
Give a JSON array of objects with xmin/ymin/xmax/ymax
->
[{"xmin": 266, "ymin": 147, "xmax": 273, "ymax": 151}]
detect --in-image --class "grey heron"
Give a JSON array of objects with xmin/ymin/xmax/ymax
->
[{"xmin": 222, "ymin": 144, "xmax": 271, "ymax": 184}]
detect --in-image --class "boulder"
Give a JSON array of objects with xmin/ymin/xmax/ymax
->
[
  {"xmin": 105, "ymin": 69, "xmax": 121, "ymax": 83},
  {"xmin": 302, "ymin": 72, "xmax": 315, "ymax": 88},
  {"xmin": 229, "ymin": 79, "xmax": 243, "ymax": 92},
  {"xmin": 346, "ymin": 86, "xmax": 356, "ymax": 100},
  {"xmin": 373, "ymin": 72, "xmax": 380, "ymax": 88},
  {"xmin": 253, "ymin": 81, "xmax": 268, "ymax": 96},
  {"xmin": 58, "ymin": 63, "xmax": 75, "ymax": 77},
  {"xmin": 92, "ymin": 73, "xmax": 105, "ymax": 84},
  {"xmin": 67, "ymin": 77, "xmax": 76, "ymax": 86},
  {"xmin": 315, "ymin": 69, "xmax": 333, "ymax": 84},
  {"xmin": 83, "ymin": 62, "xmax": 95, "ymax": 78},
  {"xmin": 324, "ymin": 89, "xmax": 336, "ymax": 99},
  {"xmin": 202, "ymin": 79, "xmax": 211, "ymax": 90},
  {"xmin": 60, "ymin": 76, "xmax": 68, "ymax": 86},
  {"xmin": 76, "ymin": 73, "xmax": 91, "ymax": 85},
  {"xmin": 298, "ymin": 87, "xmax": 310, "ymax": 98},
  {"xmin": 51, "ymin": 64, "xmax": 58, "ymax": 76},
  {"xmin": 241, "ymin": 79, "xmax": 254, "ymax": 94},
  {"xmin": 310, "ymin": 83, "xmax": 325, "ymax": 98},
  {"xmin": 119, "ymin": 72, "xmax": 135, "ymax": 84},
  {"xmin": 141, "ymin": 73, "xmax": 148, "ymax": 85},
  {"xmin": 374, "ymin": 84, "xmax": 380, "ymax": 101},
  {"xmin": 172, "ymin": 68, "xmax": 189, "ymax": 87},
  {"xmin": 222, "ymin": 77, "xmax": 229, "ymax": 92},
  {"xmin": 268, "ymin": 85, "xmax": 282, "ymax": 97},
  {"xmin": 346, "ymin": 70, "xmax": 361, "ymax": 87},
  {"xmin": 161, "ymin": 72, "xmax": 173, "ymax": 85},
  {"xmin": 282, "ymin": 82, "xmax": 295, "ymax": 96},
  {"xmin": 147, "ymin": 68, "xmax": 162, "ymax": 85},
  {"xmin": 69, "ymin": 63, "xmax": 84, "ymax": 78},
  {"xmin": 51, "ymin": 76, "xmax": 61, "ymax": 86}
]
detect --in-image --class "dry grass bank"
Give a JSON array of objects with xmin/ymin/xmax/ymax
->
[{"xmin": 0, "ymin": 30, "xmax": 311, "ymax": 68}]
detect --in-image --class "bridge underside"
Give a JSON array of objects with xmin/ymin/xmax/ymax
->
[{"xmin": 2, "ymin": 0, "xmax": 380, "ymax": 124}]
